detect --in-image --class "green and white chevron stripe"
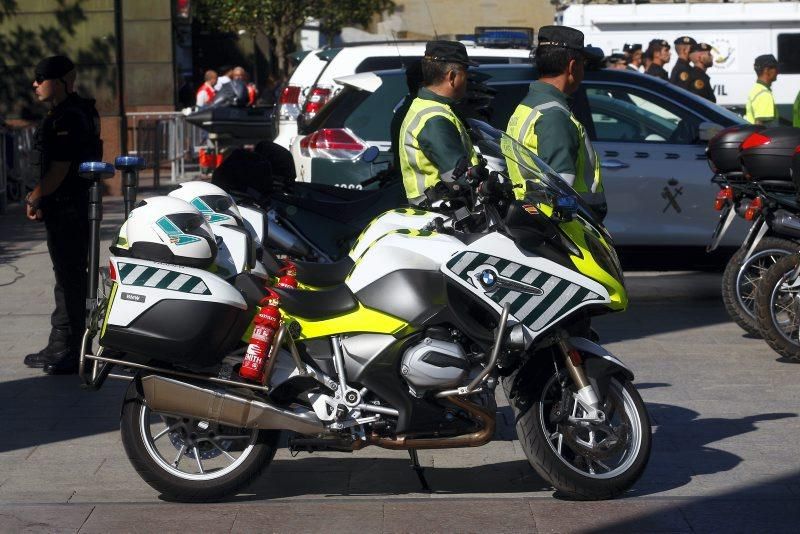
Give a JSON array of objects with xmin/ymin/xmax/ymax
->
[
  {"xmin": 117, "ymin": 262, "xmax": 211, "ymax": 295},
  {"xmin": 446, "ymin": 251, "xmax": 602, "ymax": 331}
]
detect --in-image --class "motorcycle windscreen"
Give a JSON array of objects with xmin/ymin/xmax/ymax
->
[{"xmin": 467, "ymin": 119, "xmax": 604, "ymax": 232}]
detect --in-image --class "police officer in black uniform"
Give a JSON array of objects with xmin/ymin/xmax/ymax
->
[
  {"xmin": 670, "ymin": 36, "xmax": 696, "ymax": 90},
  {"xmin": 644, "ymin": 39, "xmax": 671, "ymax": 81},
  {"xmin": 688, "ymin": 43, "xmax": 716, "ymax": 103},
  {"xmin": 23, "ymin": 55, "xmax": 102, "ymax": 375}
]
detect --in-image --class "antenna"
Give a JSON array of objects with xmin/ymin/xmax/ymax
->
[
  {"xmin": 390, "ymin": 29, "xmax": 403, "ymax": 65},
  {"xmin": 421, "ymin": 0, "xmax": 439, "ymax": 39}
]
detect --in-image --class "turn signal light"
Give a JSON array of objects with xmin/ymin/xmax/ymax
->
[
  {"xmin": 714, "ymin": 186, "xmax": 734, "ymax": 211},
  {"xmin": 744, "ymin": 196, "xmax": 763, "ymax": 221},
  {"xmin": 740, "ymin": 133, "xmax": 771, "ymax": 150}
]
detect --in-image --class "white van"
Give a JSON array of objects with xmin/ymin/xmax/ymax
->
[
  {"xmin": 273, "ymin": 41, "xmax": 532, "ymax": 148},
  {"xmin": 559, "ymin": 2, "xmax": 800, "ymax": 119}
]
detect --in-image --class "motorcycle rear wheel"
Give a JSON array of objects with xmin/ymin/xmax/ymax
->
[
  {"xmin": 120, "ymin": 381, "xmax": 279, "ymax": 502},
  {"xmin": 721, "ymin": 238, "xmax": 795, "ymax": 337},
  {"xmin": 754, "ymin": 253, "xmax": 800, "ymax": 361},
  {"xmin": 505, "ymin": 370, "xmax": 651, "ymax": 500}
]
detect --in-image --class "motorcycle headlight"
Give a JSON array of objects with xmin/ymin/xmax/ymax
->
[{"xmin": 584, "ymin": 231, "xmax": 624, "ymax": 286}]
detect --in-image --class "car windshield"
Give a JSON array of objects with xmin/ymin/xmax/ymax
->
[{"xmin": 467, "ymin": 119, "xmax": 601, "ymax": 224}]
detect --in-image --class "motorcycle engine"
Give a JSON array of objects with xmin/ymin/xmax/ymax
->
[{"xmin": 401, "ymin": 331, "xmax": 469, "ymax": 395}]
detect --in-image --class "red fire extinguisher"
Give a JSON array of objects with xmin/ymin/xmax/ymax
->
[
  {"xmin": 240, "ymin": 289, "xmax": 282, "ymax": 382},
  {"xmin": 275, "ymin": 260, "xmax": 298, "ymax": 289}
]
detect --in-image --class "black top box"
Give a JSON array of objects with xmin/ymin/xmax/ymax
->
[
  {"xmin": 739, "ymin": 126, "xmax": 800, "ymax": 181},
  {"xmin": 706, "ymin": 124, "xmax": 765, "ymax": 175}
]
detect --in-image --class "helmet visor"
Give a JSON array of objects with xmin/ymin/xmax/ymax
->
[{"xmin": 197, "ymin": 194, "xmax": 244, "ymax": 227}]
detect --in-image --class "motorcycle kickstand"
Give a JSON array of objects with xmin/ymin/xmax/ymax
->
[{"xmin": 408, "ymin": 449, "xmax": 432, "ymax": 493}]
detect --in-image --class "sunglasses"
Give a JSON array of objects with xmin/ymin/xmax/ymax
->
[{"xmin": 34, "ymin": 74, "xmax": 49, "ymax": 84}]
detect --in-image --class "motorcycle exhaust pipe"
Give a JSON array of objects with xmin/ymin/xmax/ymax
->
[
  {"xmin": 267, "ymin": 219, "xmax": 312, "ymax": 257},
  {"xmin": 140, "ymin": 375, "xmax": 324, "ymax": 435},
  {"xmin": 769, "ymin": 209, "xmax": 800, "ymax": 239}
]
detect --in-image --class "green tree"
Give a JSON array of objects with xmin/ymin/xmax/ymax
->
[
  {"xmin": 317, "ymin": 0, "xmax": 395, "ymax": 46},
  {"xmin": 195, "ymin": 0, "xmax": 396, "ymax": 77},
  {"xmin": 195, "ymin": 0, "xmax": 308, "ymax": 77}
]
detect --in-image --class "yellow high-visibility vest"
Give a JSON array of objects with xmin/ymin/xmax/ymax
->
[
  {"xmin": 506, "ymin": 100, "xmax": 604, "ymax": 207},
  {"xmin": 398, "ymin": 96, "xmax": 478, "ymax": 203}
]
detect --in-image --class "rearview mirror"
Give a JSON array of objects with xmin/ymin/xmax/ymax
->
[
  {"xmin": 698, "ymin": 121, "xmax": 723, "ymax": 142},
  {"xmin": 361, "ymin": 146, "xmax": 379, "ymax": 163}
]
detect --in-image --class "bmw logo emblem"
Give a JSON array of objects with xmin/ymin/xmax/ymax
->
[{"xmin": 479, "ymin": 269, "xmax": 497, "ymax": 288}]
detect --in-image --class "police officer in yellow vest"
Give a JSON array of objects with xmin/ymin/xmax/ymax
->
[
  {"xmin": 506, "ymin": 26, "xmax": 607, "ymax": 219},
  {"xmin": 745, "ymin": 54, "xmax": 780, "ymax": 126},
  {"xmin": 398, "ymin": 40, "xmax": 479, "ymax": 205}
]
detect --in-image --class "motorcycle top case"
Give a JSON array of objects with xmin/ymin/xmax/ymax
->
[
  {"xmin": 100, "ymin": 256, "xmax": 249, "ymax": 368},
  {"xmin": 739, "ymin": 126, "xmax": 800, "ymax": 181},
  {"xmin": 706, "ymin": 124, "xmax": 764, "ymax": 175}
]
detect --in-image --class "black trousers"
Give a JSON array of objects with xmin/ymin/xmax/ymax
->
[{"xmin": 44, "ymin": 197, "xmax": 89, "ymax": 350}]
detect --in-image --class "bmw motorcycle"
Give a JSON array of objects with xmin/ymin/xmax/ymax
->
[
  {"xmin": 707, "ymin": 125, "xmax": 800, "ymax": 336},
  {"xmin": 752, "ymin": 149, "xmax": 800, "ymax": 361},
  {"xmin": 78, "ymin": 121, "xmax": 650, "ymax": 502}
]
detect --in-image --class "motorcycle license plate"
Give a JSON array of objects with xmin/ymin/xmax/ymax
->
[{"xmin": 706, "ymin": 203, "xmax": 736, "ymax": 252}]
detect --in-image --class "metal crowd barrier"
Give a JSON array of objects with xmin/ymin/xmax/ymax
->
[
  {"xmin": 0, "ymin": 125, "xmax": 37, "ymax": 213},
  {"xmin": 126, "ymin": 112, "xmax": 205, "ymax": 186}
]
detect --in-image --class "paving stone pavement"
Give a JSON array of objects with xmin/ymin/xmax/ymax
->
[{"xmin": 1, "ymin": 200, "xmax": 799, "ymax": 532}]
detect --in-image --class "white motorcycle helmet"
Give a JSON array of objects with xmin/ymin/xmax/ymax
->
[
  {"xmin": 168, "ymin": 181, "xmax": 244, "ymax": 227},
  {"xmin": 111, "ymin": 196, "xmax": 218, "ymax": 269}
]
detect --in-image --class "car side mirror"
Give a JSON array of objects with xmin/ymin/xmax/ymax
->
[
  {"xmin": 361, "ymin": 146, "xmax": 379, "ymax": 163},
  {"xmin": 698, "ymin": 121, "xmax": 723, "ymax": 143}
]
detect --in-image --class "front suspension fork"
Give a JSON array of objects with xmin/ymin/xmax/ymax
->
[{"xmin": 556, "ymin": 338, "xmax": 604, "ymax": 422}]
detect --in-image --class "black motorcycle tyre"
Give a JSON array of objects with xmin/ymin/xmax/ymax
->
[
  {"xmin": 754, "ymin": 253, "xmax": 800, "ymax": 361},
  {"xmin": 120, "ymin": 381, "xmax": 279, "ymax": 502},
  {"xmin": 721, "ymin": 237, "xmax": 796, "ymax": 337},
  {"xmin": 503, "ymin": 368, "xmax": 651, "ymax": 500}
]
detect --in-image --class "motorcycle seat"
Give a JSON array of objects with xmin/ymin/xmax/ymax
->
[
  {"xmin": 274, "ymin": 284, "xmax": 358, "ymax": 320},
  {"xmin": 294, "ymin": 257, "xmax": 354, "ymax": 287},
  {"xmin": 277, "ymin": 182, "xmax": 406, "ymax": 225}
]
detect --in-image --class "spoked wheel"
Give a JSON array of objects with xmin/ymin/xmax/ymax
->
[
  {"xmin": 755, "ymin": 254, "xmax": 800, "ymax": 361},
  {"xmin": 722, "ymin": 238, "xmax": 796, "ymax": 337},
  {"xmin": 121, "ymin": 381, "xmax": 278, "ymax": 501},
  {"xmin": 506, "ymin": 369, "xmax": 651, "ymax": 500}
]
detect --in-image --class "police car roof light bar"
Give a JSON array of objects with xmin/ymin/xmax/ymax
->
[{"xmin": 474, "ymin": 27, "xmax": 534, "ymax": 49}]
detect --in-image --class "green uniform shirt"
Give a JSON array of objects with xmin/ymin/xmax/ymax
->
[
  {"xmin": 506, "ymin": 81, "xmax": 605, "ymax": 214},
  {"xmin": 793, "ymin": 90, "xmax": 800, "ymax": 128},
  {"xmin": 745, "ymin": 81, "xmax": 778, "ymax": 126},
  {"xmin": 398, "ymin": 87, "xmax": 477, "ymax": 203},
  {"xmin": 510, "ymin": 81, "xmax": 581, "ymax": 183}
]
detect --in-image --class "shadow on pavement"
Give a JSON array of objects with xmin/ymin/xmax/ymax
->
[
  {"xmin": 602, "ymin": 469, "xmax": 800, "ymax": 532},
  {"xmin": 629, "ymin": 401, "xmax": 797, "ymax": 498},
  {"xmin": 229, "ymin": 457, "xmax": 554, "ymax": 500},
  {"xmin": 0, "ymin": 375, "xmax": 125, "ymax": 453}
]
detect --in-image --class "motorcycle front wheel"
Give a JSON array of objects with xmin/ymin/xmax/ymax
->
[
  {"xmin": 754, "ymin": 253, "xmax": 800, "ymax": 361},
  {"xmin": 120, "ymin": 381, "xmax": 279, "ymax": 502},
  {"xmin": 505, "ymin": 369, "xmax": 651, "ymax": 500}
]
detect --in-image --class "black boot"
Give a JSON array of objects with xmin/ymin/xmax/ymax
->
[
  {"xmin": 43, "ymin": 350, "xmax": 80, "ymax": 375},
  {"xmin": 23, "ymin": 329, "xmax": 70, "ymax": 368}
]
